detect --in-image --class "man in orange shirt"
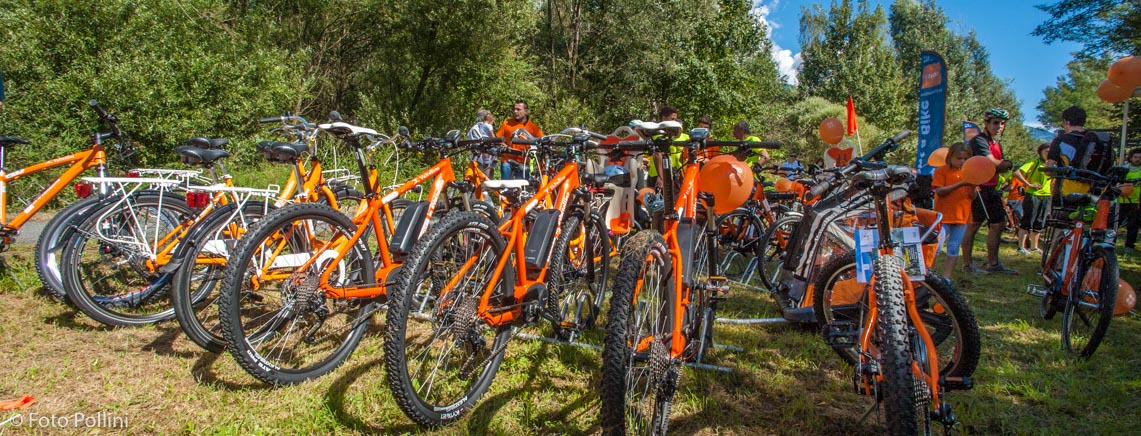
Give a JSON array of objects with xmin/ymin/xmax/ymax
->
[{"xmin": 495, "ymin": 99, "xmax": 544, "ymax": 180}]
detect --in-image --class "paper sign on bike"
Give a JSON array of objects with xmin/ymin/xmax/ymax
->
[{"xmin": 854, "ymin": 226, "xmax": 926, "ymax": 283}]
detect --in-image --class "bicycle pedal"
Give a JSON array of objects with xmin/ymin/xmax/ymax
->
[
  {"xmin": 824, "ymin": 321, "xmax": 859, "ymax": 349},
  {"xmin": 1026, "ymin": 284, "xmax": 1047, "ymax": 297},
  {"xmin": 939, "ymin": 376, "xmax": 973, "ymax": 391},
  {"xmin": 704, "ymin": 276, "xmax": 731, "ymax": 300}
]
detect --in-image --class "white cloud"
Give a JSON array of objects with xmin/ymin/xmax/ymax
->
[{"xmin": 751, "ymin": 1, "xmax": 801, "ymax": 86}]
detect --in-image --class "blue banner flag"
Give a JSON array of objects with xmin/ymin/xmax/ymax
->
[
  {"xmin": 914, "ymin": 51, "xmax": 947, "ymax": 176},
  {"xmin": 962, "ymin": 121, "xmax": 982, "ymax": 143}
]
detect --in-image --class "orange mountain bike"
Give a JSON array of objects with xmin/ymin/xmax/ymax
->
[
  {"xmin": 215, "ymin": 125, "xmax": 509, "ymax": 385},
  {"xmin": 381, "ymin": 130, "xmax": 614, "ymax": 427},
  {"xmin": 1030, "ymin": 165, "xmax": 1138, "ymax": 357},
  {"xmin": 599, "ymin": 125, "xmax": 780, "ymax": 435}
]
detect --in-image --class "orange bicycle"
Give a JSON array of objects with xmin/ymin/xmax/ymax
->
[
  {"xmin": 215, "ymin": 125, "xmax": 509, "ymax": 385},
  {"xmin": 381, "ymin": 130, "xmax": 614, "ymax": 427},
  {"xmin": 1030, "ymin": 165, "xmax": 1137, "ymax": 357},
  {"xmin": 599, "ymin": 125, "xmax": 780, "ymax": 435}
]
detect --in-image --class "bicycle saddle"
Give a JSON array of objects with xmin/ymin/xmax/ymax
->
[
  {"xmin": 186, "ymin": 137, "xmax": 230, "ymax": 149},
  {"xmin": 318, "ymin": 122, "xmax": 378, "ymax": 137},
  {"xmin": 629, "ymin": 120, "xmax": 683, "ymax": 138},
  {"xmin": 256, "ymin": 141, "xmax": 307, "ymax": 164},
  {"xmin": 0, "ymin": 136, "xmax": 30, "ymax": 147},
  {"xmin": 176, "ymin": 145, "xmax": 230, "ymax": 166},
  {"xmin": 482, "ymin": 179, "xmax": 531, "ymax": 191}
]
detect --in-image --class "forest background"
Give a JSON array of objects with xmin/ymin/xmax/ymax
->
[{"xmin": 0, "ymin": 0, "xmax": 1136, "ymax": 193}]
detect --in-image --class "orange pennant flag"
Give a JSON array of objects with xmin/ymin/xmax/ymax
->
[
  {"xmin": 846, "ymin": 96, "xmax": 858, "ymax": 135},
  {"xmin": 0, "ymin": 395, "xmax": 35, "ymax": 411}
]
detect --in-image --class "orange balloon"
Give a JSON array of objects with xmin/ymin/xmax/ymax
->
[
  {"xmin": 1116, "ymin": 279, "xmax": 1136, "ymax": 316},
  {"xmin": 927, "ymin": 147, "xmax": 949, "ymax": 167},
  {"xmin": 774, "ymin": 177, "xmax": 793, "ymax": 192},
  {"xmin": 1098, "ymin": 79, "xmax": 1133, "ymax": 104},
  {"xmin": 819, "ymin": 117, "xmax": 845, "ymax": 145},
  {"xmin": 699, "ymin": 154, "xmax": 755, "ymax": 215},
  {"xmin": 961, "ymin": 156, "xmax": 996, "ymax": 185},
  {"xmin": 1108, "ymin": 56, "xmax": 1141, "ymax": 89}
]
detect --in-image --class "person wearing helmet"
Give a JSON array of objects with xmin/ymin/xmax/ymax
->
[{"xmin": 962, "ymin": 108, "xmax": 1017, "ymax": 275}]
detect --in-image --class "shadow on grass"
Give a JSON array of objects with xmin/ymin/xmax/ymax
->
[
  {"xmin": 190, "ymin": 350, "xmax": 273, "ymax": 391},
  {"xmin": 321, "ymin": 357, "xmax": 420, "ymax": 434},
  {"xmin": 140, "ymin": 324, "xmax": 200, "ymax": 359},
  {"xmin": 41, "ymin": 307, "xmax": 116, "ymax": 332}
]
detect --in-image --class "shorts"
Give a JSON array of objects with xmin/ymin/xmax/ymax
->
[
  {"xmin": 1020, "ymin": 195, "xmax": 1049, "ymax": 232},
  {"xmin": 971, "ymin": 187, "xmax": 1007, "ymax": 225},
  {"xmin": 942, "ymin": 223, "xmax": 968, "ymax": 256}
]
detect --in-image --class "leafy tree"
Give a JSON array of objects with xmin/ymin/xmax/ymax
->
[{"xmin": 1032, "ymin": 0, "xmax": 1141, "ymax": 56}]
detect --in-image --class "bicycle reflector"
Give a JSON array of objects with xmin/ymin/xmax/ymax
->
[
  {"xmin": 74, "ymin": 182, "xmax": 93, "ymax": 198},
  {"xmin": 186, "ymin": 192, "xmax": 211, "ymax": 209},
  {"xmin": 126, "ymin": 170, "xmax": 140, "ymax": 178}
]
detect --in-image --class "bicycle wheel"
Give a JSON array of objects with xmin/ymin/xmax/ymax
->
[
  {"xmin": 59, "ymin": 193, "xmax": 191, "ymax": 326},
  {"xmin": 757, "ymin": 214, "xmax": 799, "ymax": 291},
  {"xmin": 384, "ymin": 211, "xmax": 511, "ymax": 427},
  {"xmin": 600, "ymin": 230, "xmax": 679, "ymax": 436},
  {"xmin": 218, "ymin": 202, "xmax": 377, "ymax": 385},
  {"xmin": 549, "ymin": 212, "xmax": 610, "ymax": 339},
  {"xmin": 170, "ymin": 201, "xmax": 272, "ymax": 352},
  {"xmin": 813, "ymin": 250, "xmax": 981, "ymax": 377},
  {"xmin": 35, "ymin": 195, "xmax": 102, "ymax": 304},
  {"xmin": 870, "ymin": 255, "xmax": 922, "ymax": 435},
  {"xmin": 713, "ymin": 208, "xmax": 766, "ymax": 287},
  {"xmin": 327, "ymin": 183, "xmax": 365, "ymax": 219},
  {"xmin": 1061, "ymin": 247, "xmax": 1118, "ymax": 357}
]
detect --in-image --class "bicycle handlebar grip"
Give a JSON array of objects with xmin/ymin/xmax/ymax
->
[
  {"xmin": 890, "ymin": 130, "xmax": 911, "ymax": 144},
  {"xmin": 88, "ymin": 100, "xmax": 110, "ymax": 119},
  {"xmin": 482, "ymin": 136, "xmax": 505, "ymax": 144},
  {"xmin": 806, "ymin": 177, "xmax": 833, "ymax": 201},
  {"xmin": 513, "ymin": 138, "xmax": 536, "ymax": 145},
  {"xmin": 258, "ymin": 116, "xmax": 283, "ymax": 124}
]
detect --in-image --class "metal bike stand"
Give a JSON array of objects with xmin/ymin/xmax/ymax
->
[
  {"xmin": 718, "ymin": 251, "xmax": 770, "ymax": 293},
  {"xmin": 516, "ymin": 332, "xmax": 603, "ymax": 351},
  {"xmin": 715, "ymin": 317, "xmax": 789, "ymax": 325}
]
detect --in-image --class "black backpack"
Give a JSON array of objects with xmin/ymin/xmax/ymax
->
[{"xmin": 1072, "ymin": 131, "xmax": 1115, "ymax": 174}]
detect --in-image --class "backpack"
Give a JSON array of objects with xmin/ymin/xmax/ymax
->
[{"xmin": 1072, "ymin": 131, "xmax": 1115, "ymax": 174}]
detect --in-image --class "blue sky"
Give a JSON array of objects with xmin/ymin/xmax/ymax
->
[{"xmin": 754, "ymin": 0, "xmax": 1082, "ymax": 127}]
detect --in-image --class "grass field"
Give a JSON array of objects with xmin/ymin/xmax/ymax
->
[{"xmin": 0, "ymin": 229, "xmax": 1137, "ymax": 434}]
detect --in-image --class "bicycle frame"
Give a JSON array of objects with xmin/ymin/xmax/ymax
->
[
  {"xmin": 477, "ymin": 160, "xmax": 583, "ymax": 326},
  {"xmin": 0, "ymin": 143, "xmax": 107, "ymax": 231}
]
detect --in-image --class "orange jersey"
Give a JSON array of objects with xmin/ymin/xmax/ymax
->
[
  {"xmin": 932, "ymin": 165, "xmax": 973, "ymax": 224},
  {"xmin": 496, "ymin": 119, "xmax": 544, "ymax": 163}
]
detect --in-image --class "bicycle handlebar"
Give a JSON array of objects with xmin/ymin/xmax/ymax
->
[{"xmin": 804, "ymin": 131, "xmax": 910, "ymax": 201}]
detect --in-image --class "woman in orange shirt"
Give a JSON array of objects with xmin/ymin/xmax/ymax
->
[{"xmin": 932, "ymin": 142, "xmax": 977, "ymax": 279}]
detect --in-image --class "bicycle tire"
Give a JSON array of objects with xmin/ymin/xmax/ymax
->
[
  {"xmin": 470, "ymin": 199, "xmax": 501, "ymax": 223},
  {"xmin": 600, "ymin": 230, "xmax": 678, "ymax": 436},
  {"xmin": 549, "ymin": 212, "xmax": 610, "ymax": 339},
  {"xmin": 757, "ymin": 214, "xmax": 800, "ymax": 291},
  {"xmin": 170, "ymin": 201, "xmax": 273, "ymax": 352},
  {"xmin": 34, "ymin": 196, "xmax": 103, "ymax": 304},
  {"xmin": 871, "ymin": 254, "xmax": 921, "ymax": 435},
  {"xmin": 1061, "ymin": 246, "xmax": 1118, "ymax": 358},
  {"xmin": 59, "ymin": 193, "xmax": 191, "ymax": 326},
  {"xmin": 384, "ymin": 211, "xmax": 511, "ymax": 427},
  {"xmin": 218, "ymin": 202, "xmax": 377, "ymax": 385},
  {"xmin": 813, "ymin": 250, "xmax": 981, "ymax": 377}
]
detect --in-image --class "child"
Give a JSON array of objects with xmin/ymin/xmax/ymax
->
[
  {"xmin": 1013, "ymin": 143, "xmax": 1053, "ymax": 255},
  {"xmin": 932, "ymin": 142, "xmax": 976, "ymax": 279}
]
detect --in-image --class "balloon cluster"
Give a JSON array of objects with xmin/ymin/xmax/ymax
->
[{"xmin": 1098, "ymin": 56, "xmax": 1140, "ymax": 103}]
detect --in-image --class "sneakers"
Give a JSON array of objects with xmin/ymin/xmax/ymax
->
[
  {"xmin": 1032, "ymin": 248, "xmax": 1044, "ymax": 255},
  {"xmin": 1017, "ymin": 248, "xmax": 1032, "ymax": 255},
  {"xmin": 963, "ymin": 264, "xmax": 989, "ymax": 275},
  {"xmin": 985, "ymin": 262, "xmax": 1019, "ymax": 275}
]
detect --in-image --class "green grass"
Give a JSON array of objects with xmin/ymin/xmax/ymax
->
[{"xmin": 0, "ymin": 227, "xmax": 1137, "ymax": 434}]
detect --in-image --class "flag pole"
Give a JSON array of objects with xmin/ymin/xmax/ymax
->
[{"xmin": 855, "ymin": 129, "xmax": 863, "ymax": 156}]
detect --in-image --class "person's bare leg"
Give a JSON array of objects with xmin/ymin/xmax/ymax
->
[
  {"xmin": 1030, "ymin": 231, "xmax": 1042, "ymax": 251},
  {"xmin": 963, "ymin": 222, "xmax": 982, "ymax": 269},
  {"xmin": 987, "ymin": 222, "xmax": 1004, "ymax": 266},
  {"xmin": 943, "ymin": 255, "xmax": 958, "ymax": 279},
  {"xmin": 1018, "ymin": 228, "xmax": 1029, "ymax": 250}
]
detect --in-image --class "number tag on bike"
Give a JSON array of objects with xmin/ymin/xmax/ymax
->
[{"xmin": 854, "ymin": 226, "xmax": 926, "ymax": 283}]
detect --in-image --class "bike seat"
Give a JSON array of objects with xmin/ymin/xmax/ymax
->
[
  {"xmin": 256, "ymin": 141, "xmax": 307, "ymax": 164},
  {"xmin": 482, "ymin": 179, "xmax": 530, "ymax": 191},
  {"xmin": 176, "ymin": 145, "xmax": 230, "ymax": 166},
  {"xmin": 0, "ymin": 136, "xmax": 30, "ymax": 148},
  {"xmin": 317, "ymin": 121, "xmax": 378, "ymax": 138},
  {"xmin": 186, "ymin": 137, "xmax": 230, "ymax": 149},
  {"xmin": 630, "ymin": 120, "xmax": 682, "ymax": 138}
]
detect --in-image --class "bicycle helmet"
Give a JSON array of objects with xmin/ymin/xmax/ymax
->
[{"xmin": 984, "ymin": 108, "xmax": 1010, "ymax": 121}]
